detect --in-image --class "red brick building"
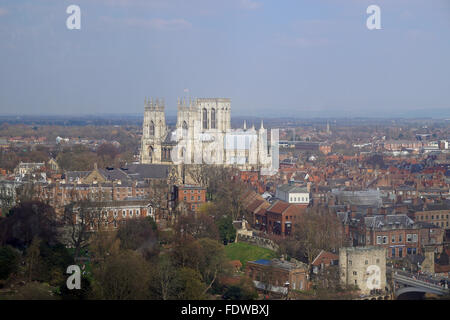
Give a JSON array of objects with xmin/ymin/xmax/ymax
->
[
  {"xmin": 364, "ymin": 215, "xmax": 444, "ymax": 257},
  {"xmin": 246, "ymin": 259, "xmax": 309, "ymax": 293},
  {"xmin": 174, "ymin": 184, "xmax": 207, "ymax": 212},
  {"xmin": 265, "ymin": 200, "xmax": 306, "ymax": 236}
]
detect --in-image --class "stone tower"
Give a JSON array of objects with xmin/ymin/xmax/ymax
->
[
  {"xmin": 140, "ymin": 98, "xmax": 167, "ymax": 164},
  {"xmin": 421, "ymin": 246, "xmax": 435, "ymax": 273}
]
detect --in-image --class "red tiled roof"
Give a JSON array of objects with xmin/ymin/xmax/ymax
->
[
  {"xmin": 267, "ymin": 201, "xmax": 290, "ymax": 214},
  {"xmin": 312, "ymin": 250, "xmax": 339, "ymax": 266},
  {"xmin": 247, "ymin": 199, "xmax": 265, "ymax": 212}
]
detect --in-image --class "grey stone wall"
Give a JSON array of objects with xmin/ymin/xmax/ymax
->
[{"xmin": 237, "ymin": 233, "xmax": 279, "ymax": 252}]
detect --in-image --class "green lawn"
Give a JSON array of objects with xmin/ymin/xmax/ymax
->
[{"xmin": 224, "ymin": 242, "xmax": 277, "ymax": 268}]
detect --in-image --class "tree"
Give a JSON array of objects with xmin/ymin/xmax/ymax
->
[
  {"xmin": 259, "ymin": 264, "xmax": 276, "ymax": 294},
  {"xmin": 149, "ymin": 254, "xmax": 180, "ymax": 300},
  {"xmin": 171, "ymin": 238, "xmax": 231, "ymax": 295},
  {"xmin": 292, "ymin": 206, "xmax": 343, "ymax": 268},
  {"xmin": 63, "ymin": 200, "xmax": 110, "ymax": 259},
  {"xmin": 0, "ymin": 245, "xmax": 20, "ymax": 280},
  {"xmin": 96, "ymin": 143, "xmax": 119, "ymax": 165},
  {"xmin": 8, "ymin": 282, "xmax": 58, "ymax": 300},
  {"xmin": 0, "ymin": 201, "xmax": 59, "ymax": 249},
  {"xmin": 217, "ymin": 215, "xmax": 236, "ymax": 244},
  {"xmin": 116, "ymin": 218, "xmax": 159, "ymax": 259},
  {"xmin": 223, "ymin": 277, "xmax": 258, "ymax": 300},
  {"xmin": 175, "ymin": 212, "xmax": 219, "ymax": 241},
  {"xmin": 25, "ymin": 236, "xmax": 41, "ymax": 282},
  {"xmin": 175, "ymin": 267, "xmax": 206, "ymax": 300},
  {"xmin": 312, "ymin": 265, "xmax": 341, "ymax": 292},
  {"xmin": 215, "ymin": 176, "xmax": 248, "ymax": 221},
  {"xmin": 37, "ymin": 242, "xmax": 74, "ymax": 286},
  {"xmin": 91, "ymin": 250, "xmax": 151, "ymax": 300},
  {"xmin": 0, "ymin": 182, "xmax": 17, "ymax": 216},
  {"xmin": 196, "ymin": 238, "xmax": 231, "ymax": 295},
  {"xmin": 88, "ymin": 230, "xmax": 121, "ymax": 264}
]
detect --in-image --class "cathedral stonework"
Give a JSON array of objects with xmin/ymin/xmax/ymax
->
[{"xmin": 140, "ymin": 97, "xmax": 277, "ymax": 175}]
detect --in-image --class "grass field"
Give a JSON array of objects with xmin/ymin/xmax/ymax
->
[{"xmin": 224, "ymin": 242, "xmax": 277, "ymax": 268}]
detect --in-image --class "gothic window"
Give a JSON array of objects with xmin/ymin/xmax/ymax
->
[
  {"xmin": 203, "ymin": 108, "xmax": 208, "ymax": 129},
  {"xmin": 149, "ymin": 121, "xmax": 155, "ymax": 136},
  {"xmin": 211, "ymin": 108, "xmax": 216, "ymax": 129},
  {"xmin": 182, "ymin": 121, "xmax": 188, "ymax": 138}
]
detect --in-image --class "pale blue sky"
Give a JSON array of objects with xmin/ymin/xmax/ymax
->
[{"xmin": 0, "ymin": 0, "xmax": 449, "ymax": 117}]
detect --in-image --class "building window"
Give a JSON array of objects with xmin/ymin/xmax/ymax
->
[
  {"xmin": 365, "ymin": 260, "xmax": 368, "ymax": 265},
  {"xmin": 376, "ymin": 258, "xmax": 380, "ymax": 264},
  {"xmin": 211, "ymin": 108, "xmax": 216, "ymax": 129},
  {"xmin": 406, "ymin": 234, "xmax": 412, "ymax": 242},
  {"xmin": 399, "ymin": 248, "xmax": 403, "ymax": 258},
  {"xmin": 149, "ymin": 121, "xmax": 155, "ymax": 136},
  {"xmin": 349, "ymin": 260, "xmax": 352, "ymax": 266},
  {"xmin": 382, "ymin": 236, "xmax": 387, "ymax": 244},
  {"xmin": 353, "ymin": 271, "xmax": 357, "ymax": 275},
  {"xmin": 203, "ymin": 108, "xmax": 208, "ymax": 129},
  {"xmin": 392, "ymin": 248, "xmax": 396, "ymax": 257},
  {"xmin": 377, "ymin": 236, "xmax": 382, "ymax": 244},
  {"xmin": 391, "ymin": 235, "xmax": 395, "ymax": 243},
  {"xmin": 399, "ymin": 234, "xmax": 402, "ymax": 242}
]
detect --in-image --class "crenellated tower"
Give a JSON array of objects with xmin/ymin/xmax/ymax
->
[{"xmin": 140, "ymin": 97, "xmax": 167, "ymax": 164}]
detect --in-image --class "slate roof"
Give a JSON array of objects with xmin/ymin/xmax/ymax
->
[
  {"xmin": 277, "ymin": 184, "xmax": 308, "ymax": 194},
  {"xmin": 121, "ymin": 164, "xmax": 171, "ymax": 180},
  {"xmin": 364, "ymin": 214, "xmax": 414, "ymax": 230},
  {"xmin": 98, "ymin": 168, "xmax": 130, "ymax": 181},
  {"xmin": 249, "ymin": 259, "xmax": 307, "ymax": 271}
]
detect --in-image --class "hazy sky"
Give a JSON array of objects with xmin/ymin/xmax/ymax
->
[{"xmin": 0, "ymin": 0, "xmax": 449, "ymax": 117}]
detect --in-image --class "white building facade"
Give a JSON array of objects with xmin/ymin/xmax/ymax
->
[{"xmin": 140, "ymin": 97, "xmax": 276, "ymax": 174}]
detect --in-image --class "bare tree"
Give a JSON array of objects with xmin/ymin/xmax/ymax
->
[
  {"xmin": 63, "ymin": 192, "xmax": 112, "ymax": 259},
  {"xmin": 293, "ymin": 206, "xmax": 343, "ymax": 268}
]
